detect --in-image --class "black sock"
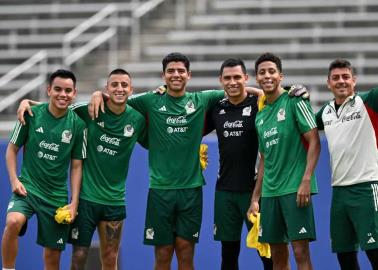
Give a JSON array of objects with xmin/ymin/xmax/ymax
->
[
  {"xmin": 366, "ymin": 248, "xmax": 378, "ymax": 269},
  {"xmin": 221, "ymin": 241, "xmax": 240, "ymax": 270},
  {"xmin": 337, "ymin": 251, "xmax": 360, "ymax": 270},
  {"xmin": 258, "ymin": 250, "xmax": 273, "ymax": 270}
]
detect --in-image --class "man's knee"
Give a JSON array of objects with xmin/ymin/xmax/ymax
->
[
  {"xmin": 100, "ymin": 246, "xmax": 119, "ymax": 269},
  {"xmin": 43, "ymin": 248, "xmax": 61, "ymax": 268},
  {"xmin": 155, "ymin": 245, "xmax": 174, "ymax": 265},
  {"xmin": 71, "ymin": 246, "xmax": 89, "ymax": 270},
  {"xmin": 292, "ymin": 240, "xmax": 311, "ymax": 264},
  {"xmin": 4, "ymin": 213, "xmax": 26, "ymax": 236},
  {"xmin": 175, "ymin": 237, "xmax": 195, "ymax": 266}
]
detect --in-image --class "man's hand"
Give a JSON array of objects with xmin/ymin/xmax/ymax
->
[
  {"xmin": 296, "ymin": 178, "xmax": 311, "ymax": 207},
  {"xmin": 88, "ymin": 91, "xmax": 106, "ymax": 120},
  {"xmin": 17, "ymin": 99, "xmax": 34, "ymax": 125},
  {"xmin": 247, "ymin": 200, "xmax": 260, "ymax": 219},
  {"xmin": 286, "ymin": 84, "xmax": 310, "ymax": 99},
  {"xmin": 11, "ymin": 178, "xmax": 27, "ymax": 197}
]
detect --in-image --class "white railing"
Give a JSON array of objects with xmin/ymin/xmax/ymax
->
[
  {"xmin": 62, "ymin": 4, "xmax": 120, "ymax": 71},
  {"xmin": 0, "ymin": 50, "xmax": 47, "ymax": 113}
]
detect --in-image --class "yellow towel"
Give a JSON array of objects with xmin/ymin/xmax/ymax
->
[
  {"xmin": 257, "ymin": 95, "xmax": 267, "ymax": 112},
  {"xmin": 54, "ymin": 205, "xmax": 72, "ymax": 224},
  {"xmin": 199, "ymin": 144, "xmax": 208, "ymax": 170},
  {"xmin": 246, "ymin": 213, "xmax": 271, "ymax": 258}
]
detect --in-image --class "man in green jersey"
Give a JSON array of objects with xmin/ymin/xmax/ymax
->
[
  {"xmin": 248, "ymin": 53, "xmax": 320, "ymax": 270},
  {"xmin": 1, "ymin": 69, "xmax": 87, "ymax": 270},
  {"xmin": 315, "ymin": 59, "xmax": 378, "ymax": 270},
  {"xmin": 17, "ymin": 69, "xmax": 147, "ymax": 270},
  {"xmin": 90, "ymin": 53, "xmax": 225, "ymax": 270}
]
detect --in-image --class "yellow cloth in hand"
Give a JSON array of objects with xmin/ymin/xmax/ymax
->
[
  {"xmin": 199, "ymin": 144, "xmax": 208, "ymax": 170},
  {"xmin": 257, "ymin": 95, "xmax": 267, "ymax": 112},
  {"xmin": 246, "ymin": 213, "xmax": 271, "ymax": 258},
  {"xmin": 54, "ymin": 205, "xmax": 72, "ymax": 224}
]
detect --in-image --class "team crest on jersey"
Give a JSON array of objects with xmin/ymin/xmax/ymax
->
[
  {"xmin": 61, "ymin": 130, "xmax": 72, "ymax": 143},
  {"xmin": 124, "ymin": 125, "xmax": 134, "ymax": 137},
  {"xmin": 277, "ymin": 108, "xmax": 286, "ymax": 122},
  {"xmin": 242, "ymin": 106, "xmax": 251, "ymax": 116},
  {"xmin": 185, "ymin": 100, "xmax": 196, "ymax": 114}
]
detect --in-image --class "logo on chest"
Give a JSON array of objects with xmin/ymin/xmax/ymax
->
[
  {"xmin": 185, "ymin": 100, "xmax": 196, "ymax": 114},
  {"xmin": 277, "ymin": 108, "xmax": 285, "ymax": 122}
]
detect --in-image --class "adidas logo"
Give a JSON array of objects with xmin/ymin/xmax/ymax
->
[
  {"xmin": 159, "ymin": 106, "xmax": 167, "ymax": 112},
  {"xmin": 219, "ymin": 109, "xmax": 225, "ymax": 115},
  {"xmin": 36, "ymin": 127, "xmax": 44, "ymax": 133},
  {"xmin": 193, "ymin": 232, "xmax": 199, "ymax": 238},
  {"xmin": 97, "ymin": 122, "xmax": 104, "ymax": 128},
  {"xmin": 299, "ymin": 227, "xmax": 307, "ymax": 234},
  {"xmin": 368, "ymin": 237, "xmax": 376, "ymax": 244},
  {"xmin": 56, "ymin": 238, "xmax": 64, "ymax": 244}
]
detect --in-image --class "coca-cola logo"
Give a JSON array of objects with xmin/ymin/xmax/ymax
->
[
  {"xmin": 223, "ymin": 120, "xmax": 243, "ymax": 129},
  {"xmin": 166, "ymin": 116, "xmax": 187, "ymax": 125},
  {"xmin": 39, "ymin": 140, "xmax": 60, "ymax": 152},
  {"xmin": 100, "ymin": 134, "xmax": 120, "ymax": 146},
  {"xmin": 342, "ymin": 111, "xmax": 361, "ymax": 123}
]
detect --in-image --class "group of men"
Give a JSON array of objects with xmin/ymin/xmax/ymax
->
[{"xmin": 1, "ymin": 51, "xmax": 377, "ymax": 270}]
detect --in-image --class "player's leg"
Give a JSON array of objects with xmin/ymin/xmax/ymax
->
[
  {"xmin": 260, "ymin": 196, "xmax": 290, "ymax": 269},
  {"xmin": 2, "ymin": 194, "xmax": 33, "ymax": 268},
  {"xmin": 69, "ymin": 199, "xmax": 101, "ymax": 270},
  {"xmin": 365, "ymin": 248, "xmax": 378, "ymax": 269},
  {"xmin": 175, "ymin": 187, "xmax": 202, "ymax": 270},
  {"xmin": 98, "ymin": 220, "xmax": 124, "ymax": 269},
  {"xmin": 144, "ymin": 189, "xmax": 176, "ymax": 270},
  {"xmin": 336, "ymin": 252, "xmax": 360, "ymax": 270},
  {"xmin": 281, "ymin": 193, "xmax": 315, "ymax": 270},
  {"xmin": 240, "ymin": 193, "xmax": 273, "ymax": 270},
  {"xmin": 43, "ymin": 247, "xmax": 62, "ymax": 270},
  {"xmin": 1, "ymin": 212, "xmax": 27, "ymax": 268},
  {"xmin": 214, "ymin": 191, "xmax": 243, "ymax": 270}
]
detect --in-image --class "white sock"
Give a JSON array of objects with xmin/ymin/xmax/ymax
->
[{"xmin": 3, "ymin": 268, "xmax": 15, "ymax": 270}]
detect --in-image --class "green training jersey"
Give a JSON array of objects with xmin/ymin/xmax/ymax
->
[
  {"xmin": 129, "ymin": 90, "xmax": 224, "ymax": 189},
  {"xmin": 9, "ymin": 103, "xmax": 87, "ymax": 207},
  {"xmin": 255, "ymin": 92, "xmax": 318, "ymax": 197},
  {"xmin": 71, "ymin": 102, "xmax": 146, "ymax": 206}
]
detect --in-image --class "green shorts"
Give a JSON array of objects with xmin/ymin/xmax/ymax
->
[
  {"xmin": 144, "ymin": 187, "xmax": 202, "ymax": 245},
  {"xmin": 7, "ymin": 193, "xmax": 69, "ymax": 250},
  {"xmin": 331, "ymin": 181, "xmax": 378, "ymax": 253},
  {"xmin": 68, "ymin": 198, "xmax": 126, "ymax": 247},
  {"xmin": 260, "ymin": 193, "xmax": 316, "ymax": 244},
  {"xmin": 214, "ymin": 191, "xmax": 252, "ymax": 241}
]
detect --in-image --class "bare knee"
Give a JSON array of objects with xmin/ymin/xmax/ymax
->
[
  {"xmin": 71, "ymin": 246, "xmax": 89, "ymax": 270},
  {"xmin": 155, "ymin": 245, "xmax": 174, "ymax": 269},
  {"xmin": 44, "ymin": 248, "xmax": 61, "ymax": 270},
  {"xmin": 4, "ymin": 213, "xmax": 26, "ymax": 236},
  {"xmin": 175, "ymin": 237, "xmax": 195, "ymax": 269},
  {"xmin": 100, "ymin": 246, "xmax": 119, "ymax": 269},
  {"xmin": 271, "ymin": 243, "xmax": 290, "ymax": 270},
  {"xmin": 292, "ymin": 240, "xmax": 312, "ymax": 266}
]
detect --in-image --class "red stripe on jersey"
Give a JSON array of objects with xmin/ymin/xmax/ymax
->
[{"xmin": 365, "ymin": 104, "xmax": 378, "ymax": 148}]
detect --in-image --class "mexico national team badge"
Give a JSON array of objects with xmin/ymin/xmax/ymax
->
[
  {"xmin": 242, "ymin": 106, "xmax": 251, "ymax": 116},
  {"xmin": 124, "ymin": 124, "xmax": 134, "ymax": 137},
  {"xmin": 185, "ymin": 100, "xmax": 196, "ymax": 114},
  {"xmin": 277, "ymin": 108, "xmax": 286, "ymax": 121},
  {"xmin": 61, "ymin": 130, "xmax": 72, "ymax": 143}
]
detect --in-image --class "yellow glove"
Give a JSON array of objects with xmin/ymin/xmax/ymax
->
[
  {"xmin": 246, "ymin": 213, "xmax": 271, "ymax": 258},
  {"xmin": 54, "ymin": 205, "xmax": 72, "ymax": 224},
  {"xmin": 257, "ymin": 95, "xmax": 267, "ymax": 112},
  {"xmin": 199, "ymin": 144, "xmax": 208, "ymax": 170}
]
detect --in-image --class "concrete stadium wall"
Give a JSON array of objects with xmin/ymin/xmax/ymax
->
[{"xmin": 0, "ymin": 136, "xmax": 371, "ymax": 269}]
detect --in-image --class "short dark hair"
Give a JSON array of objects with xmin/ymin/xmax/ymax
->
[
  {"xmin": 108, "ymin": 68, "xmax": 131, "ymax": 78},
  {"xmin": 49, "ymin": 69, "xmax": 76, "ymax": 86},
  {"xmin": 219, "ymin": 58, "xmax": 247, "ymax": 76},
  {"xmin": 328, "ymin": 58, "xmax": 355, "ymax": 78},
  {"xmin": 254, "ymin": 52, "xmax": 282, "ymax": 74},
  {"xmin": 162, "ymin": 52, "xmax": 190, "ymax": 72}
]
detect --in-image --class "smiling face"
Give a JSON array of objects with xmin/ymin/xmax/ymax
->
[
  {"xmin": 219, "ymin": 65, "xmax": 248, "ymax": 104},
  {"xmin": 255, "ymin": 61, "xmax": 283, "ymax": 96},
  {"xmin": 327, "ymin": 67, "xmax": 356, "ymax": 104},
  {"xmin": 106, "ymin": 73, "xmax": 133, "ymax": 106},
  {"xmin": 47, "ymin": 76, "xmax": 76, "ymax": 115},
  {"xmin": 162, "ymin": 61, "xmax": 191, "ymax": 97}
]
